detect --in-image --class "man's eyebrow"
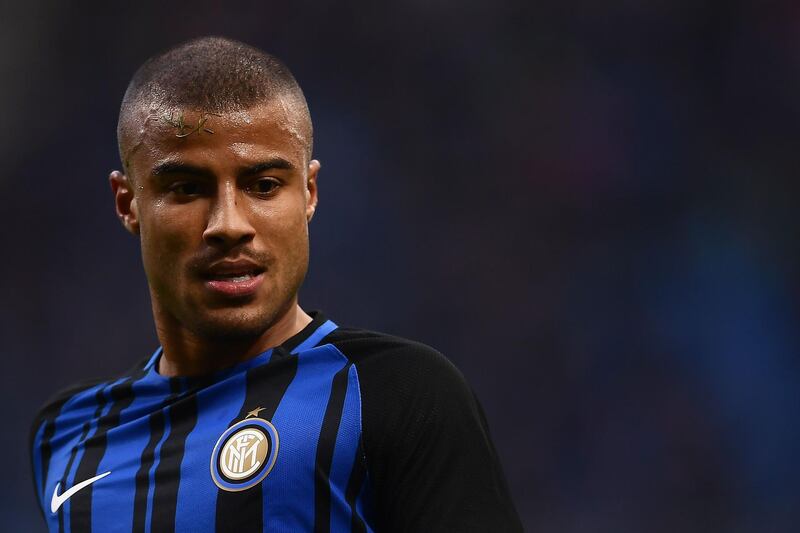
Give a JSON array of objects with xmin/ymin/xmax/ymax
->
[
  {"xmin": 241, "ymin": 158, "xmax": 295, "ymax": 175},
  {"xmin": 151, "ymin": 161, "xmax": 211, "ymax": 177},
  {"xmin": 151, "ymin": 158, "xmax": 295, "ymax": 177}
]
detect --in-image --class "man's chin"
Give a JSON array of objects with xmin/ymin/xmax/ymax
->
[{"xmin": 186, "ymin": 311, "xmax": 275, "ymax": 342}]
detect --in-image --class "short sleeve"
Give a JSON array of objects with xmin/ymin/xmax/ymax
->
[{"xmin": 353, "ymin": 341, "xmax": 523, "ymax": 532}]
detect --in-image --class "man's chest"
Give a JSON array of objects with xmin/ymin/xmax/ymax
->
[{"xmin": 39, "ymin": 348, "xmax": 367, "ymax": 532}]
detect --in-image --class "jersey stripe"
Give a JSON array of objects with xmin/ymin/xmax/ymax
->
[
  {"xmin": 70, "ymin": 374, "xmax": 142, "ymax": 533},
  {"xmin": 281, "ymin": 314, "xmax": 335, "ymax": 354},
  {"xmin": 132, "ymin": 381, "xmax": 180, "ymax": 533},
  {"xmin": 92, "ymin": 373, "xmax": 170, "ymax": 532},
  {"xmin": 31, "ymin": 380, "xmax": 102, "ymax": 519},
  {"xmin": 293, "ymin": 319, "xmax": 338, "ymax": 354},
  {"xmin": 33, "ymin": 399, "xmax": 74, "ymax": 516},
  {"xmin": 345, "ymin": 440, "xmax": 368, "ymax": 533},
  {"xmin": 32, "ymin": 421, "xmax": 47, "ymax": 513},
  {"xmin": 215, "ymin": 350, "xmax": 298, "ymax": 532},
  {"xmin": 41, "ymin": 381, "xmax": 108, "ymax": 533},
  {"xmin": 173, "ymin": 370, "xmax": 250, "ymax": 530},
  {"xmin": 328, "ymin": 364, "xmax": 367, "ymax": 532},
  {"xmin": 314, "ymin": 362, "xmax": 352, "ymax": 533},
  {"xmin": 60, "ymin": 386, "xmax": 109, "ymax": 533},
  {"xmin": 145, "ymin": 399, "xmax": 173, "ymax": 533},
  {"xmin": 149, "ymin": 379, "xmax": 199, "ymax": 532},
  {"xmin": 263, "ymin": 344, "xmax": 348, "ymax": 531}
]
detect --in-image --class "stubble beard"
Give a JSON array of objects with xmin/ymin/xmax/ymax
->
[
  {"xmin": 185, "ymin": 297, "xmax": 294, "ymax": 342},
  {"xmin": 165, "ymin": 256, "xmax": 308, "ymax": 344}
]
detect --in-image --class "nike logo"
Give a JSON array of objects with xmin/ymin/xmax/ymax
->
[{"xmin": 50, "ymin": 471, "xmax": 111, "ymax": 513}]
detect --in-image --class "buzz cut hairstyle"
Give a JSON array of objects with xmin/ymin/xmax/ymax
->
[{"xmin": 117, "ymin": 36, "xmax": 312, "ymax": 170}]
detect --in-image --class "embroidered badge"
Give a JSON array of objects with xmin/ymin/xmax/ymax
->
[{"xmin": 210, "ymin": 410, "xmax": 279, "ymax": 492}]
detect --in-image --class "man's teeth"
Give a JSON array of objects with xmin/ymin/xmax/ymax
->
[{"xmin": 215, "ymin": 273, "xmax": 254, "ymax": 282}]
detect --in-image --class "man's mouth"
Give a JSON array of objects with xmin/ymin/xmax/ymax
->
[
  {"xmin": 206, "ymin": 271, "xmax": 261, "ymax": 282},
  {"xmin": 200, "ymin": 260, "xmax": 266, "ymax": 297},
  {"xmin": 203, "ymin": 271, "xmax": 265, "ymax": 297}
]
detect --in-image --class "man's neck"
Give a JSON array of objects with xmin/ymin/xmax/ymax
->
[{"xmin": 155, "ymin": 304, "xmax": 313, "ymax": 378}]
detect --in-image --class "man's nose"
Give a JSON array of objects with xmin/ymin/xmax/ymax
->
[{"xmin": 203, "ymin": 182, "xmax": 255, "ymax": 248}]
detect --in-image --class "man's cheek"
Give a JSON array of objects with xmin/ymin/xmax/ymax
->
[{"xmin": 143, "ymin": 229, "xmax": 189, "ymax": 282}]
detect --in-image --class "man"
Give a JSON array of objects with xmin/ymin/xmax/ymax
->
[{"xmin": 29, "ymin": 36, "xmax": 522, "ymax": 532}]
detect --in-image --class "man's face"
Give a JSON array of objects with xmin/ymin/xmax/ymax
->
[{"xmin": 112, "ymin": 100, "xmax": 319, "ymax": 340}]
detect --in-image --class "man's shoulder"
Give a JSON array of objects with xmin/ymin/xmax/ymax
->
[
  {"xmin": 32, "ymin": 378, "xmax": 105, "ymax": 422},
  {"xmin": 320, "ymin": 324, "xmax": 473, "ymax": 405},
  {"xmin": 30, "ymin": 356, "xmax": 150, "ymax": 437},
  {"xmin": 322, "ymin": 325, "xmax": 458, "ymax": 374}
]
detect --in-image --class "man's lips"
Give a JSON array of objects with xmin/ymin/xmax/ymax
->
[
  {"xmin": 203, "ymin": 271, "xmax": 264, "ymax": 297},
  {"xmin": 203, "ymin": 259, "xmax": 265, "ymax": 278},
  {"xmin": 199, "ymin": 259, "xmax": 266, "ymax": 297}
]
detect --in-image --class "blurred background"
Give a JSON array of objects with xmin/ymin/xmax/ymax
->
[{"xmin": 2, "ymin": 1, "xmax": 799, "ymax": 531}]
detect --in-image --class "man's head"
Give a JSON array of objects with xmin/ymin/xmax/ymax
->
[
  {"xmin": 117, "ymin": 36, "xmax": 313, "ymax": 173},
  {"xmin": 110, "ymin": 37, "xmax": 319, "ymax": 343}
]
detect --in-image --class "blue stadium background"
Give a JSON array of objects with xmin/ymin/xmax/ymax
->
[{"xmin": 2, "ymin": 1, "xmax": 799, "ymax": 531}]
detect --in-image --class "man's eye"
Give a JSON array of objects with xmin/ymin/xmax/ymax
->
[
  {"xmin": 249, "ymin": 178, "xmax": 280, "ymax": 195},
  {"xmin": 170, "ymin": 182, "xmax": 203, "ymax": 195}
]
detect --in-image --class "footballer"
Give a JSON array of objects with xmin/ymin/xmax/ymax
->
[{"xmin": 30, "ymin": 37, "xmax": 522, "ymax": 532}]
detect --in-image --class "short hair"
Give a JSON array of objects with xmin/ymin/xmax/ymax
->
[{"xmin": 117, "ymin": 36, "xmax": 312, "ymax": 171}]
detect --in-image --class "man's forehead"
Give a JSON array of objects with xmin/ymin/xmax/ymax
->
[
  {"xmin": 136, "ymin": 100, "xmax": 304, "ymax": 139},
  {"xmin": 122, "ymin": 99, "xmax": 311, "ymax": 170}
]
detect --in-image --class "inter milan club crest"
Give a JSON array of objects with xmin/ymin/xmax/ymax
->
[{"xmin": 210, "ymin": 408, "xmax": 279, "ymax": 492}]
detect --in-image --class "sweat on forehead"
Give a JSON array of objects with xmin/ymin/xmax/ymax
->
[{"xmin": 116, "ymin": 36, "xmax": 313, "ymax": 171}]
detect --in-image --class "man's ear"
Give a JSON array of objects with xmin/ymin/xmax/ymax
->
[
  {"xmin": 306, "ymin": 159, "xmax": 320, "ymax": 223},
  {"xmin": 109, "ymin": 170, "xmax": 140, "ymax": 235}
]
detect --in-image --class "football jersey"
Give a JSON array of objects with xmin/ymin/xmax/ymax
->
[{"xmin": 30, "ymin": 312, "xmax": 522, "ymax": 532}]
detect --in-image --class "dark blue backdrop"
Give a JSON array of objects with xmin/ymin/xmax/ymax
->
[{"xmin": 3, "ymin": 2, "xmax": 799, "ymax": 531}]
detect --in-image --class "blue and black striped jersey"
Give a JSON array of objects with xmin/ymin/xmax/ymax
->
[{"xmin": 30, "ymin": 312, "xmax": 522, "ymax": 532}]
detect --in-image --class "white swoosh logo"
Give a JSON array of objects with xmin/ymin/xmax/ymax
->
[{"xmin": 50, "ymin": 471, "xmax": 111, "ymax": 513}]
